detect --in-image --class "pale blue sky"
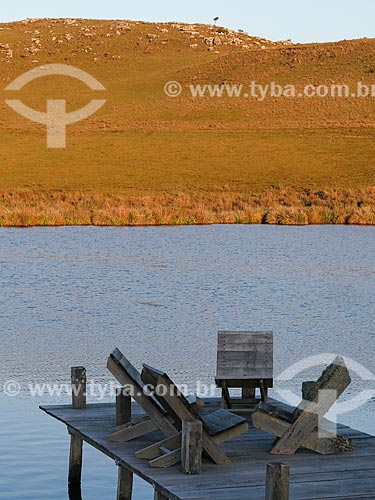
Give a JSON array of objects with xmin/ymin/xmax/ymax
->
[{"xmin": 1, "ymin": 0, "xmax": 374, "ymax": 43}]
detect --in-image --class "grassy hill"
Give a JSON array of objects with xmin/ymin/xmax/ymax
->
[{"xmin": 0, "ymin": 18, "xmax": 374, "ymax": 225}]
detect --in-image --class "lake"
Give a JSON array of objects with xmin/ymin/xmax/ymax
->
[{"xmin": 0, "ymin": 225, "xmax": 374, "ymax": 499}]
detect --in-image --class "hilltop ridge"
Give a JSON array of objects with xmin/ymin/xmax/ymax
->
[{"xmin": 0, "ymin": 17, "xmax": 288, "ymax": 64}]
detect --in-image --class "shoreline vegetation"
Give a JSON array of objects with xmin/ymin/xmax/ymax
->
[{"xmin": 1, "ymin": 187, "xmax": 374, "ymax": 227}]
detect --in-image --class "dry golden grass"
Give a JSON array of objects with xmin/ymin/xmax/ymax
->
[
  {"xmin": 1, "ymin": 187, "xmax": 374, "ymax": 227},
  {"xmin": 0, "ymin": 19, "xmax": 375, "ymax": 225}
]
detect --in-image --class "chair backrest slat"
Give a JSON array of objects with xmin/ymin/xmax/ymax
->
[
  {"xmin": 141, "ymin": 363, "xmax": 164, "ymax": 388},
  {"xmin": 141, "ymin": 364, "xmax": 207, "ymax": 431},
  {"xmin": 216, "ymin": 331, "xmax": 273, "ymax": 380},
  {"xmin": 109, "ymin": 348, "xmax": 166, "ymax": 414},
  {"xmin": 154, "ymin": 371, "xmax": 212, "ymax": 433}
]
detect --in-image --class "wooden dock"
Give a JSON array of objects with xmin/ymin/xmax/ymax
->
[{"xmin": 40, "ymin": 399, "xmax": 375, "ymax": 500}]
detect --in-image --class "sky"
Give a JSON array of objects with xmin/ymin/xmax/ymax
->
[{"xmin": 1, "ymin": 0, "xmax": 374, "ymax": 44}]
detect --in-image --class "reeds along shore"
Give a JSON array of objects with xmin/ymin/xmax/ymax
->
[{"xmin": 0, "ymin": 187, "xmax": 374, "ymax": 227}]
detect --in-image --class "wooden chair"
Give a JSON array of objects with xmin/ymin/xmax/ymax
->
[
  {"xmin": 135, "ymin": 365, "xmax": 248, "ymax": 468},
  {"xmin": 141, "ymin": 363, "xmax": 205, "ymax": 425},
  {"xmin": 215, "ymin": 331, "xmax": 273, "ymax": 408},
  {"xmin": 107, "ymin": 348, "xmax": 177, "ymax": 443},
  {"xmin": 106, "ymin": 349, "xmax": 203, "ymax": 443},
  {"xmin": 252, "ymin": 356, "xmax": 353, "ymax": 455}
]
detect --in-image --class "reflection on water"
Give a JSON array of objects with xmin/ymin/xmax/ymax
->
[
  {"xmin": 0, "ymin": 395, "xmax": 153, "ymax": 500},
  {"xmin": 0, "ymin": 225, "xmax": 374, "ymax": 499}
]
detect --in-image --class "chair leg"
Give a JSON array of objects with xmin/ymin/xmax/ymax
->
[
  {"xmin": 107, "ymin": 418, "xmax": 158, "ymax": 442},
  {"xmin": 149, "ymin": 448, "xmax": 182, "ymax": 468},
  {"xmin": 242, "ymin": 387, "xmax": 256, "ymax": 400},
  {"xmin": 202, "ymin": 432, "xmax": 230, "ymax": 465},
  {"xmin": 136, "ymin": 434, "xmax": 181, "ymax": 460},
  {"xmin": 221, "ymin": 390, "xmax": 226, "ymax": 409},
  {"xmin": 259, "ymin": 380, "xmax": 268, "ymax": 402},
  {"xmin": 222, "ymin": 383, "xmax": 231, "ymax": 409}
]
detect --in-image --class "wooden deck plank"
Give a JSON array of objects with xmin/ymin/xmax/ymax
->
[
  {"xmin": 175, "ymin": 475, "xmax": 375, "ymax": 499},
  {"xmin": 40, "ymin": 399, "xmax": 375, "ymax": 500}
]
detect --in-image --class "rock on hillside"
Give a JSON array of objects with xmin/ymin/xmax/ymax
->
[{"xmin": 0, "ymin": 18, "xmax": 288, "ymax": 64}]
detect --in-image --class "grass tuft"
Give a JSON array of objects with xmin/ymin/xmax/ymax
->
[{"xmin": 0, "ymin": 187, "xmax": 374, "ymax": 226}]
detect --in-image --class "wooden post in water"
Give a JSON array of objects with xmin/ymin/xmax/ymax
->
[
  {"xmin": 68, "ymin": 367, "xmax": 86, "ymax": 494},
  {"xmin": 181, "ymin": 419, "xmax": 203, "ymax": 474},
  {"xmin": 154, "ymin": 489, "xmax": 169, "ymax": 500},
  {"xmin": 265, "ymin": 463, "xmax": 290, "ymax": 500},
  {"xmin": 116, "ymin": 387, "xmax": 133, "ymax": 500},
  {"xmin": 68, "ymin": 432, "xmax": 83, "ymax": 498},
  {"xmin": 71, "ymin": 366, "xmax": 86, "ymax": 409}
]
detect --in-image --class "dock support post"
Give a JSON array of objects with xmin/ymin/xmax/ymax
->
[
  {"xmin": 181, "ymin": 419, "xmax": 203, "ymax": 474},
  {"xmin": 68, "ymin": 367, "xmax": 86, "ymax": 495},
  {"xmin": 154, "ymin": 488, "xmax": 169, "ymax": 500},
  {"xmin": 68, "ymin": 433, "xmax": 83, "ymax": 497},
  {"xmin": 116, "ymin": 388, "xmax": 133, "ymax": 500},
  {"xmin": 265, "ymin": 463, "xmax": 290, "ymax": 500},
  {"xmin": 71, "ymin": 366, "xmax": 86, "ymax": 409}
]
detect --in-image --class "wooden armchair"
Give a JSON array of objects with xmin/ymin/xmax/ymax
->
[
  {"xmin": 106, "ymin": 349, "xmax": 203, "ymax": 443},
  {"xmin": 135, "ymin": 365, "xmax": 248, "ymax": 468},
  {"xmin": 252, "ymin": 356, "xmax": 353, "ymax": 455},
  {"xmin": 106, "ymin": 348, "xmax": 176, "ymax": 443}
]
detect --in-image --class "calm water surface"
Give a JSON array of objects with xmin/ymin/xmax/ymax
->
[{"xmin": 0, "ymin": 226, "xmax": 374, "ymax": 499}]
